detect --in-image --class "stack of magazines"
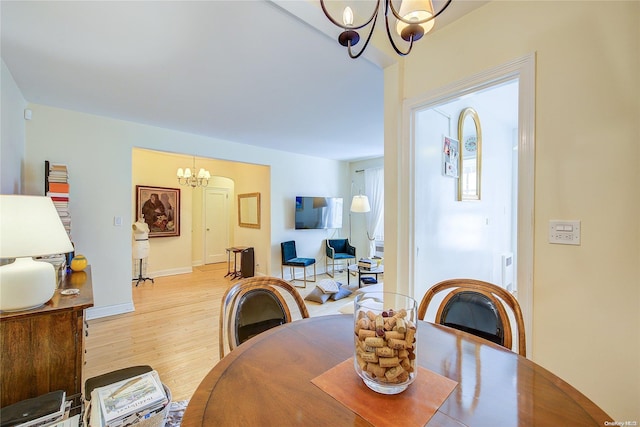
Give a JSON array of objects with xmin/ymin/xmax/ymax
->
[
  {"xmin": 88, "ymin": 370, "xmax": 168, "ymax": 427},
  {"xmin": 357, "ymin": 258, "xmax": 374, "ymax": 270},
  {"xmin": 1, "ymin": 391, "xmax": 67, "ymax": 427}
]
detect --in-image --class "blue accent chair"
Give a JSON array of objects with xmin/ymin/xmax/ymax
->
[
  {"xmin": 280, "ymin": 240, "xmax": 316, "ymax": 288},
  {"xmin": 325, "ymin": 239, "xmax": 356, "ymax": 277}
]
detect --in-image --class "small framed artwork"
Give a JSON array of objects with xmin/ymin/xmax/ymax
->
[
  {"xmin": 442, "ymin": 136, "xmax": 460, "ymax": 178},
  {"xmin": 135, "ymin": 185, "xmax": 180, "ymax": 238}
]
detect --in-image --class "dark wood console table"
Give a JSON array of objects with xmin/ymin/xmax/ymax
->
[{"xmin": 0, "ymin": 266, "xmax": 94, "ymax": 408}]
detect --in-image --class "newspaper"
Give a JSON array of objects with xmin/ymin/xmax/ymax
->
[{"xmin": 93, "ymin": 370, "xmax": 167, "ymax": 427}]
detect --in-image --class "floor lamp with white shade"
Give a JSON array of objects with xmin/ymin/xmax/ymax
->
[{"xmin": 349, "ymin": 194, "xmax": 370, "ymax": 245}]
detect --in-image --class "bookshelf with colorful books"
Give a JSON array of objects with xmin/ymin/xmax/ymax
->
[
  {"xmin": 44, "ymin": 161, "xmax": 71, "ymax": 240},
  {"xmin": 44, "ymin": 161, "xmax": 71, "ymax": 239}
]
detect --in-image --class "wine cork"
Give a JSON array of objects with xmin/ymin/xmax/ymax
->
[
  {"xmin": 356, "ymin": 317, "xmax": 370, "ymax": 331},
  {"xmin": 394, "ymin": 309, "xmax": 407, "ymax": 318},
  {"xmin": 375, "ymin": 315, "xmax": 384, "ymax": 330},
  {"xmin": 360, "ymin": 351, "xmax": 379, "ymax": 363},
  {"xmin": 364, "ymin": 337, "xmax": 385, "ymax": 348},
  {"xmin": 388, "ymin": 338, "xmax": 407, "ymax": 350},
  {"xmin": 386, "ymin": 316, "xmax": 397, "ymax": 329},
  {"xmin": 396, "ymin": 371, "xmax": 410, "ymax": 382},
  {"xmin": 375, "ymin": 346, "xmax": 395, "ymax": 357},
  {"xmin": 366, "ymin": 363, "xmax": 387, "ymax": 378},
  {"xmin": 358, "ymin": 329, "xmax": 376, "ymax": 340},
  {"xmin": 385, "ymin": 330, "xmax": 404, "ymax": 340},
  {"xmin": 356, "ymin": 356, "xmax": 368, "ymax": 371},
  {"xmin": 379, "ymin": 356, "xmax": 400, "ymax": 368},
  {"xmin": 405, "ymin": 327, "xmax": 416, "ymax": 345},
  {"xmin": 384, "ymin": 365, "xmax": 405, "ymax": 381}
]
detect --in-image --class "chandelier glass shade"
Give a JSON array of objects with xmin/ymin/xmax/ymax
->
[
  {"xmin": 320, "ymin": 0, "xmax": 452, "ymax": 58},
  {"xmin": 177, "ymin": 158, "xmax": 211, "ymax": 188}
]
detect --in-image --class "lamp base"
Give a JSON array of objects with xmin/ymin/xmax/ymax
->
[{"xmin": 0, "ymin": 257, "xmax": 57, "ymax": 312}]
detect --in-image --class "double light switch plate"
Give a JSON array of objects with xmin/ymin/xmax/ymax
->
[{"xmin": 548, "ymin": 220, "xmax": 581, "ymax": 245}]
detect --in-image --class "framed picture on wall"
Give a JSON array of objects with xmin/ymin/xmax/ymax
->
[
  {"xmin": 135, "ymin": 185, "xmax": 180, "ymax": 238},
  {"xmin": 442, "ymin": 136, "xmax": 460, "ymax": 178}
]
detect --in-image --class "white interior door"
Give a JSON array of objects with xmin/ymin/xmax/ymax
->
[{"xmin": 205, "ymin": 187, "xmax": 229, "ymax": 264}]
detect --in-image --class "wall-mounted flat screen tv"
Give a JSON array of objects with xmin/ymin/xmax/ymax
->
[{"xmin": 295, "ymin": 196, "xmax": 343, "ymax": 229}]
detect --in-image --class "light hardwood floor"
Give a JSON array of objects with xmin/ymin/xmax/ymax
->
[{"xmin": 83, "ymin": 262, "xmax": 366, "ymax": 402}]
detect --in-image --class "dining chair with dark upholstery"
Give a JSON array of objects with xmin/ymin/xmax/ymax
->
[
  {"xmin": 219, "ymin": 276, "xmax": 310, "ymax": 358},
  {"xmin": 325, "ymin": 238, "xmax": 356, "ymax": 277},
  {"xmin": 418, "ymin": 278, "xmax": 526, "ymax": 356},
  {"xmin": 280, "ymin": 240, "xmax": 316, "ymax": 288}
]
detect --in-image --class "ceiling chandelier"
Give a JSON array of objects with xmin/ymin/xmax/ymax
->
[
  {"xmin": 320, "ymin": 0, "xmax": 452, "ymax": 58},
  {"xmin": 177, "ymin": 157, "xmax": 211, "ymax": 188}
]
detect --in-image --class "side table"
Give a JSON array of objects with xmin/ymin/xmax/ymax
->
[
  {"xmin": 224, "ymin": 246, "xmax": 247, "ymax": 279},
  {"xmin": 347, "ymin": 264, "xmax": 384, "ymax": 288}
]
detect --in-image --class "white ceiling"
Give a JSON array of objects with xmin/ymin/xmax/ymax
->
[{"xmin": 1, "ymin": 0, "xmax": 485, "ymax": 162}]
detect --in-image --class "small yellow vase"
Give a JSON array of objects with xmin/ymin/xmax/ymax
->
[{"xmin": 70, "ymin": 255, "xmax": 88, "ymax": 272}]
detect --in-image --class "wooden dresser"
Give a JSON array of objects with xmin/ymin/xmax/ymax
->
[{"xmin": 0, "ymin": 266, "xmax": 94, "ymax": 407}]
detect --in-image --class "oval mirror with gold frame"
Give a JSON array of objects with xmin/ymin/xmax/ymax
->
[{"xmin": 458, "ymin": 108, "xmax": 482, "ymax": 201}]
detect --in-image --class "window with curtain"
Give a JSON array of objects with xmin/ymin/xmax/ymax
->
[{"xmin": 364, "ymin": 168, "xmax": 384, "ymax": 258}]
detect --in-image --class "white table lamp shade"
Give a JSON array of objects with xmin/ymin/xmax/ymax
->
[{"xmin": 0, "ymin": 195, "xmax": 74, "ymax": 312}]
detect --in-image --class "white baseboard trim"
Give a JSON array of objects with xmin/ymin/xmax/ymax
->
[
  {"xmin": 150, "ymin": 266, "xmax": 193, "ymax": 278},
  {"xmin": 86, "ymin": 302, "xmax": 134, "ymax": 320}
]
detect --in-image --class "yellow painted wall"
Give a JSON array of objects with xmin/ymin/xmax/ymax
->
[
  {"xmin": 386, "ymin": 1, "xmax": 639, "ymax": 420},
  {"xmin": 132, "ymin": 149, "xmax": 270, "ymax": 277}
]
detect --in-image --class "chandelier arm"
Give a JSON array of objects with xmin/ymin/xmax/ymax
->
[
  {"xmin": 347, "ymin": 7, "xmax": 379, "ymax": 59},
  {"xmin": 320, "ymin": 0, "xmax": 380, "ymax": 31},
  {"xmin": 387, "ymin": 0, "xmax": 452, "ymax": 26},
  {"xmin": 384, "ymin": 10, "xmax": 414, "ymax": 56}
]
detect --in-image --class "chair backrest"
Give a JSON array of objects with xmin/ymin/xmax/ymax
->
[
  {"xmin": 327, "ymin": 239, "xmax": 356, "ymax": 257},
  {"xmin": 219, "ymin": 276, "xmax": 310, "ymax": 358},
  {"xmin": 418, "ymin": 278, "xmax": 526, "ymax": 356},
  {"xmin": 327, "ymin": 239, "xmax": 347, "ymax": 253},
  {"xmin": 281, "ymin": 240, "xmax": 297, "ymax": 263}
]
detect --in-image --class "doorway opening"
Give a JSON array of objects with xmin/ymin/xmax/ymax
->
[
  {"xmin": 413, "ymin": 80, "xmax": 518, "ymax": 299},
  {"xmin": 401, "ymin": 54, "xmax": 536, "ymax": 352}
]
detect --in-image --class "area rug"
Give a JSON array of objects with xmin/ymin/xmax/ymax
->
[{"xmin": 164, "ymin": 400, "xmax": 189, "ymax": 427}]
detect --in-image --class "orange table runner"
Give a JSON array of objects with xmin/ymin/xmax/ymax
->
[{"xmin": 312, "ymin": 358, "xmax": 457, "ymax": 427}]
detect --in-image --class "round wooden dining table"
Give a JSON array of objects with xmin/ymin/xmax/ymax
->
[{"xmin": 182, "ymin": 314, "xmax": 610, "ymax": 426}]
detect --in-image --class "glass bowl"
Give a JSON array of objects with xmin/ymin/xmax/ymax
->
[{"xmin": 353, "ymin": 292, "xmax": 418, "ymax": 394}]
